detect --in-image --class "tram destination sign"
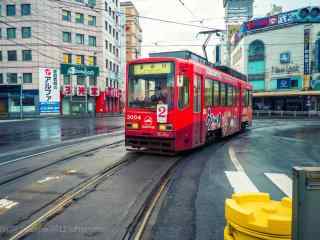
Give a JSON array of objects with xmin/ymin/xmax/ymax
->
[{"xmin": 133, "ymin": 62, "xmax": 172, "ymax": 75}]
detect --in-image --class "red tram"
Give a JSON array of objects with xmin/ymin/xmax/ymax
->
[{"xmin": 125, "ymin": 51, "xmax": 252, "ymax": 154}]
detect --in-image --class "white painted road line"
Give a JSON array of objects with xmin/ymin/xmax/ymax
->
[
  {"xmin": 264, "ymin": 173, "xmax": 293, "ymax": 197},
  {"xmin": 225, "ymin": 171, "xmax": 259, "ymax": 193},
  {"xmin": 0, "ymin": 199, "xmax": 19, "ymax": 210},
  {"xmin": 228, "ymin": 147, "xmax": 244, "ymax": 172}
]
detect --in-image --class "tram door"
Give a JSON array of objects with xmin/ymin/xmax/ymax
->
[{"xmin": 192, "ymin": 75, "xmax": 202, "ymax": 146}]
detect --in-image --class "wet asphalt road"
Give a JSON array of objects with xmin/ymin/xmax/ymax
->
[
  {"xmin": 0, "ymin": 117, "xmax": 123, "ymax": 162},
  {"xmin": 0, "ymin": 119, "xmax": 319, "ymax": 240}
]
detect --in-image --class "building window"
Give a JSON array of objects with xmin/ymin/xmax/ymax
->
[
  {"xmin": 22, "ymin": 50, "xmax": 32, "ymax": 61},
  {"xmin": 116, "ymin": 48, "xmax": 119, "ymax": 57},
  {"xmin": 21, "ymin": 27, "xmax": 32, "ymax": 39},
  {"xmin": 75, "ymin": 55, "xmax": 84, "ymax": 65},
  {"xmin": 75, "ymin": 33, "xmax": 85, "ymax": 44},
  {"xmin": 0, "ymin": 28, "xmax": 2, "ymax": 39},
  {"xmin": 7, "ymin": 28, "xmax": 16, "ymax": 39},
  {"xmin": 109, "ymin": 43, "xmax": 112, "ymax": 52},
  {"xmin": 105, "ymin": 2, "xmax": 108, "ymax": 11},
  {"xmin": 89, "ymin": 76, "xmax": 96, "ymax": 86},
  {"xmin": 7, "ymin": 50, "xmax": 17, "ymax": 61},
  {"xmin": 21, "ymin": 4, "xmax": 31, "ymax": 16},
  {"xmin": 62, "ymin": 10, "xmax": 71, "ymax": 21},
  {"xmin": 7, "ymin": 73, "xmax": 18, "ymax": 84},
  {"xmin": 88, "ymin": 15, "xmax": 96, "ymax": 26},
  {"xmin": 6, "ymin": 5, "xmax": 16, "ymax": 16},
  {"xmin": 88, "ymin": 56, "xmax": 97, "ymax": 65},
  {"xmin": 77, "ymin": 75, "xmax": 86, "ymax": 85},
  {"xmin": 62, "ymin": 31, "xmax": 72, "ymax": 43},
  {"xmin": 0, "ymin": 74, "xmax": 3, "ymax": 84},
  {"xmin": 0, "ymin": 51, "xmax": 2, "ymax": 61},
  {"xmin": 63, "ymin": 75, "xmax": 71, "ymax": 85},
  {"xmin": 248, "ymin": 40, "xmax": 265, "ymax": 61},
  {"xmin": 63, "ymin": 53, "xmax": 72, "ymax": 64},
  {"xmin": 23, "ymin": 73, "xmax": 32, "ymax": 83},
  {"xmin": 105, "ymin": 59, "xmax": 108, "ymax": 69},
  {"xmin": 88, "ymin": 36, "xmax": 96, "ymax": 47},
  {"xmin": 75, "ymin": 13, "xmax": 84, "ymax": 24}
]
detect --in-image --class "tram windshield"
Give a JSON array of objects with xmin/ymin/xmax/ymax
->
[{"xmin": 128, "ymin": 62, "xmax": 174, "ymax": 109}]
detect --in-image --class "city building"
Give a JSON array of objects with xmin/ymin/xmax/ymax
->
[
  {"xmin": 0, "ymin": 0, "xmax": 124, "ymax": 118},
  {"xmin": 120, "ymin": 1, "xmax": 142, "ymax": 62},
  {"xmin": 231, "ymin": 6, "xmax": 320, "ymax": 111},
  {"xmin": 222, "ymin": 0, "xmax": 254, "ymax": 66}
]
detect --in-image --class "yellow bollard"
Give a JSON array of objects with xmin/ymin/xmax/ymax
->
[{"xmin": 224, "ymin": 193, "xmax": 292, "ymax": 240}]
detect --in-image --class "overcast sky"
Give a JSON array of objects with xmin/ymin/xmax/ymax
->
[{"xmin": 130, "ymin": 0, "xmax": 320, "ymax": 60}]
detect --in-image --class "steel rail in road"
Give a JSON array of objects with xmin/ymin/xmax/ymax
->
[
  {"xmin": 125, "ymin": 141, "xmax": 228, "ymax": 240},
  {"xmin": 0, "ymin": 137, "xmax": 125, "ymax": 186},
  {"xmin": 0, "ymin": 129, "xmax": 124, "ymax": 167},
  {"xmin": 8, "ymin": 156, "xmax": 135, "ymax": 240}
]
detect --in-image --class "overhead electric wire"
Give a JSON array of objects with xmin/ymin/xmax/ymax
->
[
  {"xmin": 47, "ymin": 0, "xmax": 217, "ymax": 30},
  {"xmin": 177, "ymin": 0, "xmax": 197, "ymax": 19}
]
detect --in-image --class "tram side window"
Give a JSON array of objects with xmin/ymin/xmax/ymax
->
[
  {"xmin": 178, "ymin": 76, "xmax": 190, "ymax": 109},
  {"xmin": 213, "ymin": 81, "xmax": 220, "ymax": 106},
  {"xmin": 227, "ymin": 85, "xmax": 233, "ymax": 106},
  {"xmin": 235, "ymin": 88, "xmax": 240, "ymax": 106},
  {"xmin": 205, "ymin": 79, "xmax": 213, "ymax": 107},
  {"xmin": 193, "ymin": 75, "xmax": 201, "ymax": 112},
  {"xmin": 244, "ymin": 90, "xmax": 251, "ymax": 107},
  {"xmin": 248, "ymin": 90, "xmax": 252, "ymax": 107},
  {"xmin": 220, "ymin": 83, "xmax": 226, "ymax": 106},
  {"xmin": 242, "ymin": 90, "xmax": 247, "ymax": 106}
]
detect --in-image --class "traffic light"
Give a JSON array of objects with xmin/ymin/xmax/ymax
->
[{"xmin": 297, "ymin": 7, "xmax": 320, "ymax": 22}]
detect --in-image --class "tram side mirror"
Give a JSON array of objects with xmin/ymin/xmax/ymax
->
[{"xmin": 177, "ymin": 75, "xmax": 184, "ymax": 87}]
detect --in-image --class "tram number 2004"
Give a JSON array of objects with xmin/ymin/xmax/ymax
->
[{"xmin": 127, "ymin": 115, "xmax": 141, "ymax": 120}]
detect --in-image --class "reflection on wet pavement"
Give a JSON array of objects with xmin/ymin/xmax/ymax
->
[{"xmin": 0, "ymin": 117, "xmax": 123, "ymax": 153}]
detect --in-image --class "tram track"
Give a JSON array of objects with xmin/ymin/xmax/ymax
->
[
  {"xmin": 0, "ymin": 138, "xmax": 125, "ymax": 187},
  {"xmin": 7, "ymin": 155, "xmax": 136, "ymax": 240},
  {"xmin": 124, "ymin": 140, "xmax": 228, "ymax": 240}
]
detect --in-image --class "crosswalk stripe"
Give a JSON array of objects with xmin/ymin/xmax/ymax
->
[
  {"xmin": 228, "ymin": 147, "xmax": 244, "ymax": 172},
  {"xmin": 264, "ymin": 173, "xmax": 292, "ymax": 197},
  {"xmin": 225, "ymin": 171, "xmax": 260, "ymax": 193}
]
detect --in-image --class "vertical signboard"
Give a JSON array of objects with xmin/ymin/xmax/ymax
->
[
  {"xmin": 304, "ymin": 29, "xmax": 311, "ymax": 75},
  {"xmin": 39, "ymin": 68, "xmax": 60, "ymax": 113},
  {"xmin": 304, "ymin": 29, "xmax": 311, "ymax": 89}
]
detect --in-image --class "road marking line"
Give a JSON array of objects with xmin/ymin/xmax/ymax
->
[
  {"xmin": 0, "ymin": 199, "xmax": 19, "ymax": 210},
  {"xmin": 264, "ymin": 173, "xmax": 292, "ymax": 197},
  {"xmin": 37, "ymin": 176, "xmax": 61, "ymax": 184},
  {"xmin": 228, "ymin": 147, "xmax": 244, "ymax": 172},
  {"xmin": 225, "ymin": 171, "xmax": 259, "ymax": 193}
]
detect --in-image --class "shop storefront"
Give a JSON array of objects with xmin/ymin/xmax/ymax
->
[
  {"xmin": 96, "ymin": 87, "xmax": 121, "ymax": 113},
  {"xmin": 0, "ymin": 85, "xmax": 39, "ymax": 118},
  {"xmin": 60, "ymin": 64, "xmax": 100, "ymax": 116}
]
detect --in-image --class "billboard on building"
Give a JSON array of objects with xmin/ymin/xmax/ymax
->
[{"xmin": 39, "ymin": 68, "xmax": 60, "ymax": 113}]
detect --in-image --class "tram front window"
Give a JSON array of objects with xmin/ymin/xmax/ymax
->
[{"xmin": 128, "ymin": 62, "xmax": 174, "ymax": 109}]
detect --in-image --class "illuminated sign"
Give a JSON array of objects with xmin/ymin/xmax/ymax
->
[
  {"xmin": 134, "ymin": 63, "xmax": 172, "ymax": 75},
  {"xmin": 280, "ymin": 52, "xmax": 291, "ymax": 64},
  {"xmin": 39, "ymin": 68, "xmax": 60, "ymax": 113},
  {"xmin": 304, "ymin": 29, "xmax": 311, "ymax": 75}
]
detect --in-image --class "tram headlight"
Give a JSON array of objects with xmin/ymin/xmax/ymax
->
[
  {"xmin": 127, "ymin": 122, "xmax": 140, "ymax": 129},
  {"xmin": 159, "ymin": 124, "xmax": 173, "ymax": 131}
]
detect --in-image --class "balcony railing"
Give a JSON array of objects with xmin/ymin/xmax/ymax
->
[{"xmin": 254, "ymin": 110, "xmax": 320, "ymax": 119}]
